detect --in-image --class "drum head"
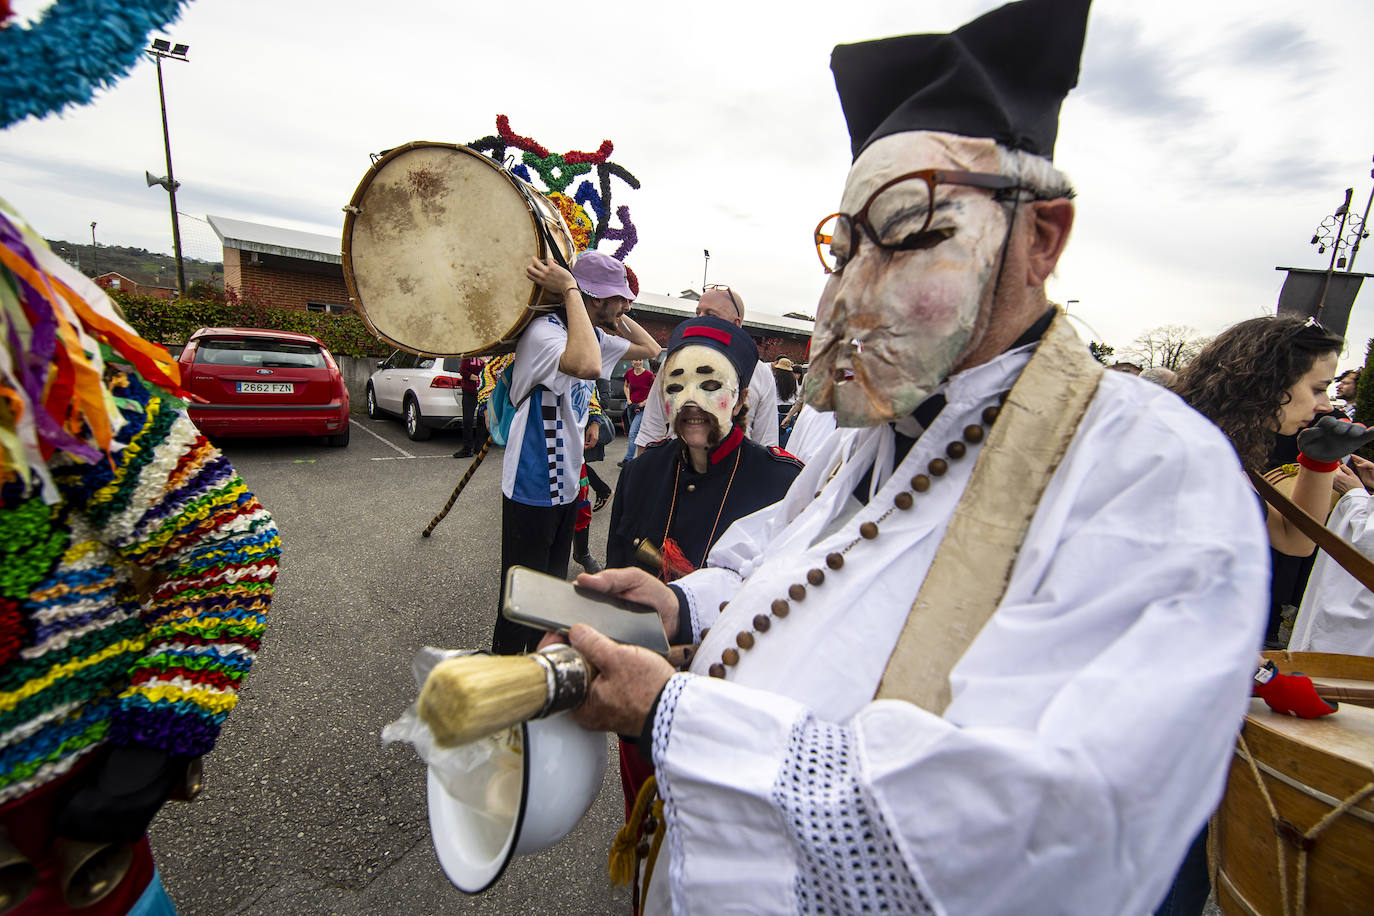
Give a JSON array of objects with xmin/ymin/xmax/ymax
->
[{"xmin": 344, "ymin": 143, "xmax": 549, "ymax": 356}]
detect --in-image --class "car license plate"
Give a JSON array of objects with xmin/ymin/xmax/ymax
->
[{"xmin": 237, "ymin": 382, "xmax": 294, "ymax": 394}]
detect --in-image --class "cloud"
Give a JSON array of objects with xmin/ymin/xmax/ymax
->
[
  {"xmin": 1228, "ymin": 21, "xmax": 1323, "ymax": 80},
  {"xmin": 0, "ymin": 148, "xmax": 338, "ymax": 232},
  {"xmin": 1071, "ymin": 13, "xmax": 1347, "ymax": 196},
  {"xmin": 1079, "ymin": 18, "xmax": 1208, "ymax": 127}
]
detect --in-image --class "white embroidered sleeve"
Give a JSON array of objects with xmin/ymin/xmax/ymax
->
[
  {"xmin": 773, "ymin": 717, "xmax": 934, "ymax": 915},
  {"xmin": 673, "ymin": 567, "xmax": 743, "ymax": 639}
]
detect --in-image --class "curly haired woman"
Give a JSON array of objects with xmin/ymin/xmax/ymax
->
[
  {"xmin": 1162, "ymin": 314, "xmax": 1357, "ymax": 915},
  {"xmin": 1175, "ymin": 315, "xmax": 1350, "ymax": 560}
]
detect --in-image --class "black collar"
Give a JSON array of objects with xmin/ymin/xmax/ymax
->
[{"xmin": 1009, "ymin": 307, "xmax": 1057, "ymax": 351}]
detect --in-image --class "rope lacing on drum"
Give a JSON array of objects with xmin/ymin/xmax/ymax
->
[{"xmin": 1234, "ymin": 732, "xmax": 1374, "ymax": 916}]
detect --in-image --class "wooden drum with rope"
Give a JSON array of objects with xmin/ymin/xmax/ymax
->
[
  {"xmin": 1212, "ymin": 665, "xmax": 1374, "ymax": 916},
  {"xmin": 342, "ymin": 141, "xmax": 577, "ymax": 357}
]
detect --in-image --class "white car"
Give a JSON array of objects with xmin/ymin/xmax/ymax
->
[{"xmin": 365, "ymin": 351, "xmax": 464, "ymax": 440}]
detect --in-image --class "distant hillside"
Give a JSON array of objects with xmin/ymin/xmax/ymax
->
[{"xmin": 45, "ymin": 239, "xmax": 223, "ymax": 289}]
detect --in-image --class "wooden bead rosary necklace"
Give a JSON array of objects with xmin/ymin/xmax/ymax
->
[{"xmin": 704, "ymin": 400, "xmax": 1005, "ymax": 679}]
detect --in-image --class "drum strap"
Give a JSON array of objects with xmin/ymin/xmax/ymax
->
[
  {"xmin": 1248, "ymin": 469, "xmax": 1374, "ymax": 593},
  {"xmin": 876, "ymin": 309, "xmax": 1103, "ymax": 713},
  {"xmin": 535, "ymin": 217, "xmax": 572, "ymax": 271},
  {"xmin": 514, "ymin": 179, "xmax": 573, "ymax": 273}
]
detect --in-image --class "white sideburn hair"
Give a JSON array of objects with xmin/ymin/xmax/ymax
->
[{"xmin": 995, "ymin": 145, "xmax": 1075, "ymax": 200}]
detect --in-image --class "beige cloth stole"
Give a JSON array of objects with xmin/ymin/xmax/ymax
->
[{"xmin": 876, "ymin": 310, "xmax": 1104, "ymax": 713}]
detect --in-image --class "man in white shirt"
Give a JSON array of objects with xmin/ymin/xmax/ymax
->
[
  {"xmin": 491, "ymin": 251, "xmax": 660, "ymax": 654},
  {"xmin": 1292, "ymin": 453, "xmax": 1374, "ymax": 655},
  {"xmin": 634, "ymin": 286, "xmax": 780, "ymax": 450},
  {"xmin": 552, "ymin": 1, "xmax": 1270, "ymax": 912}
]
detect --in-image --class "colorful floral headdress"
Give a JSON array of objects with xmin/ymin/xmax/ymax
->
[{"xmin": 466, "ymin": 116, "xmax": 642, "ymax": 271}]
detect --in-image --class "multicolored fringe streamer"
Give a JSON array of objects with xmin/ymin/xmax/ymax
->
[{"xmin": 0, "ymin": 197, "xmax": 185, "ymax": 501}]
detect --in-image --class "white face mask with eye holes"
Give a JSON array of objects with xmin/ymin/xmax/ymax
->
[{"xmin": 662, "ymin": 345, "xmax": 741, "ymax": 433}]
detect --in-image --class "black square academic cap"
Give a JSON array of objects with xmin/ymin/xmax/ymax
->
[{"xmin": 830, "ymin": 0, "xmax": 1091, "ymax": 161}]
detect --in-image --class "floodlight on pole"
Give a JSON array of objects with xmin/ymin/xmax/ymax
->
[
  {"xmin": 702, "ymin": 248, "xmax": 710, "ymax": 293},
  {"xmin": 145, "ymin": 38, "xmax": 190, "ymax": 297},
  {"xmin": 90, "ymin": 221, "xmax": 98, "ymax": 275}
]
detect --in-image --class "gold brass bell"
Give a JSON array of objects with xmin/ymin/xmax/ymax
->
[
  {"xmin": 171, "ymin": 756, "xmax": 204, "ymax": 802},
  {"xmin": 55, "ymin": 839, "xmax": 133, "ymax": 909},
  {"xmin": 633, "ymin": 537, "xmax": 665, "ymax": 574},
  {"xmin": 0, "ymin": 830, "xmax": 38, "ymax": 916}
]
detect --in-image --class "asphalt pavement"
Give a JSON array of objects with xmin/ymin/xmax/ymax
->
[{"xmin": 149, "ymin": 413, "xmax": 634, "ymax": 915}]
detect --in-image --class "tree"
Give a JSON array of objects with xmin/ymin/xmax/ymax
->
[
  {"xmin": 1355, "ymin": 340, "xmax": 1373, "ymax": 460},
  {"xmin": 1125, "ymin": 325, "xmax": 1210, "ymax": 371},
  {"xmin": 1088, "ymin": 341, "xmax": 1114, "ymax": 364}
]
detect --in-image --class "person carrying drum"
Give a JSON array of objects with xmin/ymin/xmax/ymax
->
[
  {"xmin": 549, "ymin": 2, "xmax": 1276, "ymax": 912},
  {"xmin": 491, "ymin": 251, "xmax": 660, "ymax": 655}
]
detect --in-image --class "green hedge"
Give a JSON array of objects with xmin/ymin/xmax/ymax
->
[
  {"xmin": 113, "ymin": 291, "xmax": 391, "ymax": 358},
  {"xmin": 1354, "ymin": 339, "xmax": 1374, "ymax": 460}
]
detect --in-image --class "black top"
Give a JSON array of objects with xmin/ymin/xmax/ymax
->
[
  {"xmin": 830, "ymin": 0, "xmax": 1091, "ymax": 160},
  {"xmin": 607, "ymin": 426, "xmax": 803, "ymax": 575}
]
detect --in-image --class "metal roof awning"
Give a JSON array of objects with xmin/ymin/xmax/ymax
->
[{"xmin": 208, "ymin": 214, "xmax": 342, "ymax": 265}]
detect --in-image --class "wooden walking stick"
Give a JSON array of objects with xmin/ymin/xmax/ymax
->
[{"xmin": 422, "ymin": 436, "xmax": 493, "ymax": 537}]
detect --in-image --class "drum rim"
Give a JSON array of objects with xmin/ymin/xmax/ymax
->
[{"xmin": 341, "ymin": 141, "xmax": 569, "ymax": 358}]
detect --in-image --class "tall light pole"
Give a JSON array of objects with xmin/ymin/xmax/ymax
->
[
  {"xmin": 90, "ymin": 221, "xmax": 98, "ymax": 276},
  {"xmin": 146, "ymin": 39, "xmax": 189, "ymax": 297},
  {"xmin": 702, "ymin": 248, "xmax": 710, "ymax": 293}
]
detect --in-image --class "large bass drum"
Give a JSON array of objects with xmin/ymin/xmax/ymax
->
[
  {"xmin": 342, "ymin": 142, "xmax": 576, "ymax": 357},
  {"xmin": 1213, "ymin": 652, "xmax": 1374, "ymax": 915}
]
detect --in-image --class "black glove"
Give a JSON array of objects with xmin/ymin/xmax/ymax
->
[
  {"xmin": 1297, "ymin": 415, "xmax": 1374, "ymax": 463},
  {"xmin": 55, "ymin": 746, "xmax": 188, "ymax": 843}
]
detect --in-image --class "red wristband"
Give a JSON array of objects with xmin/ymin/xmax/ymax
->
[{"xmin": 1297, "ymin": 453, "xmax": 1341, "ymax": 473}]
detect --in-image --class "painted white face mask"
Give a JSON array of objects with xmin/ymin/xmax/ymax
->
[{"xmin": 662, "ymin": 345, "xmax": 740, "ymax": 435}]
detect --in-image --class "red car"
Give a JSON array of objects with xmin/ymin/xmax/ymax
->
[{"xmin": 177, "ymin": 328, "xmax": 351, "ymax": 447}]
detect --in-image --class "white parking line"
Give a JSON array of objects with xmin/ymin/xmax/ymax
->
[{"xmin": 350, "ymin": 418, "xmax": 415, "ymax": 458}]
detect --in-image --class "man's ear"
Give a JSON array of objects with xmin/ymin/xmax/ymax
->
[{"xmin": 1025, "ymin": 199, "xmax": 1074, "ymax": 287}]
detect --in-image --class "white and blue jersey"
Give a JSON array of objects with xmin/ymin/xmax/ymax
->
[{"xmin": 501, "ymin": 314, "xmax": 629, "ymax": 506}]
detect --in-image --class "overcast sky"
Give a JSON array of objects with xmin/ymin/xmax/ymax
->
[{"xmin": 3, "ymin": 0, "xmax": 1373, "ymax": 364}]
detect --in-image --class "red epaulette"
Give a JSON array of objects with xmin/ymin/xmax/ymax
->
[{"xmin": 767, "ymin": 446, "xmax": 804, "ymax": 467}]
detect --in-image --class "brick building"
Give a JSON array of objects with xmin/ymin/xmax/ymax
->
[
  {"xmin": 95, "ymin": 272, "xmax": 179, "ymax": 300},
  {"xmin": 208, "ymin": 215, "xmax": 351, "ymax": 314}
]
